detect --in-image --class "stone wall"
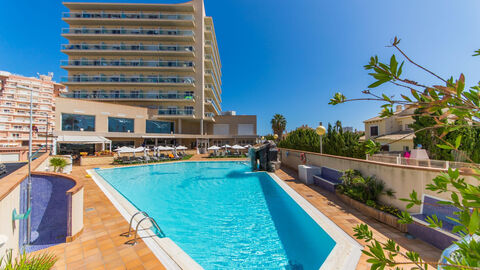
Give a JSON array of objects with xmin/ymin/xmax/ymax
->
[{"xmin": 279, "ymin": 148, "xmax": 477, "ymax": 212}]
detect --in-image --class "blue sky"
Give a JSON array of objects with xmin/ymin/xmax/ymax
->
[{"xmin": 1, "ymin": 0, "xmax": 479, "ymax": 135}]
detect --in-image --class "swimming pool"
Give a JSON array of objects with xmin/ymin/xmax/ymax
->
[{"xmin": 93, "ymin": 161, "xmax": 361, "ymax": 269}]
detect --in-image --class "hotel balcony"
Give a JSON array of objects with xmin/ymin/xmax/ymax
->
[
  {"xmin": 205, "ymin": 84, "xmax": 221, "ymax": 103},
  {"xmin": 205, "ymin": 70, "xmax": 221, "ymax": 95},
  {"xmin": 205, "ymin": 54, "xmax": 222, "ymax": 79},
  {"xmin": 62, "ymin": 12, "xmax": 194, "ymax": 27},
  {"xmin": 61, "ymin": 28, "xmax": 195, "ymax": 42},
  {"xmin": 205, "ymin": 40, "xmax": 222, "ymax": 72},
  {"xmin": 153, "ymin": 108, "xmax": 195, "ymax": 119},
  {"xmin": 61, "ymin": 59, "xmax": 194, "ymax": 72},
  {"xmin": 61, "ymin": 43, "xmax": 195, "ymax": 57},
  {"xmin": 204, "ymin": 112, "xmax": 215, "ymax": 121},
  {"xmin": 205, "ymin": 98, "xmax": 221, "ymax": 114},
  {"xmin": 61, "ymin": 75, "xmax": 194, "ymax": 87},
  {"xmin": 61, "ymin": 91, "xmax": 195, "ymax": 102}
]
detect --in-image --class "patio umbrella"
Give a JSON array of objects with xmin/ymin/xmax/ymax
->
[
  {"xmin": 244, "ymin": 144, "xmax": 252, "ymax": 148},
  {"xmin": 208, "ymin": 145, "xmax": 220, "ymax": 156},
  {"xmin": 176, "ymin": 145, "xmax": 187, "ymax": 155},
  {"xmin": 222, "ymin": 144, "xmax": 232, "ymax": 154},
  {"xmin": 232, "ymin": 144, "xmax": 245, "ymax": 154}
]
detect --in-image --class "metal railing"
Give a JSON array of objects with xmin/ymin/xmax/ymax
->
[
  {"xmin": 121, "ymin": 211, "xmax": 165, "ymax": 246},
  {"xmin": 61, "ymin": 75, "xmax": 194, "ymax": 84},
  {"xmin": 367, "ymin": 154, "xmax": 478, "ymax": 170},
  {"xmin": 62, "ymin": 92, "xmax": 195, "ymax": 100},
  {"xmin": 205, "ymin": 83, "xmax": 221, "ymax": 103},
  {"xmin": 63, "ymin": 12, "xmax": 193, "ymax": 21},
  {"xmin": 205, "ymin": 98, "xmax": 220, "ymax": 113},
  {"xmin": 61, "ymin": 59, "xmax": 194, "ymax": 68},
  {"xmin": 61, "ymin": 43, "xmax": 194, "ymax": 52},
  {"xmin": 62, "ymin": 27, "xmax": 194, "ymax": 36},
  {"xmin": 157, "ymin": 109, "xmax": 194, "ymax": 116}
]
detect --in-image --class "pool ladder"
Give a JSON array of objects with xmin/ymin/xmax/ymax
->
[{"xmin": 122, "ymin": 211, "xmax": 165, "ymax": 246}]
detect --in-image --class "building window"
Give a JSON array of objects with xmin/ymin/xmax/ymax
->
[
  {"xmin": 146, "ymin": 120, "xmax": 174, "ymax": 134},
  {"xmin": 61, "ymin": 113, "xmax": 95, "ymax": 131},
  {"xmin": 370, "ymin": 126, "xmax": 379, "ymax": 136},
  {"xmin": 108, "ymin": 117, "xmax": 134, "ymax": 132}
]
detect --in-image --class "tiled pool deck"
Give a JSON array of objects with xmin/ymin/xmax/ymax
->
[{"xmin": 35, "ymin": 156, "xmax": 441, "ymax": 269}]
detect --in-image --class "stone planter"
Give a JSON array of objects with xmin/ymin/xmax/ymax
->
[{"xmin": 336, "ymin": 192, "xmax": 408, "ymax": 232}]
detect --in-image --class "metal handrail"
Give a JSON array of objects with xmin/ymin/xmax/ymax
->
[
  {"xmin": 126, "ymin": 216, "xmax": 165, "ymax": 245},
  {"xmin": 121, "ymin": 210, "xmax": 165, "ymax": 245},
  {"xmin": 121, "ymin": 211, "xmax": 149, "ymax": 237}
]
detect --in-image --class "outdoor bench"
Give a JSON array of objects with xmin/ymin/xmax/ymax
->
[
  {"xmin": 312, "ymin": 167, "xmax": 343, "ymax": 193},
  {"xmin": 407, "ymin": 194, "xmax": 461, "ymax": 250}
]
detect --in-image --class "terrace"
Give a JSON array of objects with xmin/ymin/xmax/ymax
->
[{"xmin": 10, "ymin": 151, "xmax": 442, "ymax": 269}]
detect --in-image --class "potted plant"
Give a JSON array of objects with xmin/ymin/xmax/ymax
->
[{"xmin": 49, "ymin": 157, "xmax": 70, "ymax": 173}]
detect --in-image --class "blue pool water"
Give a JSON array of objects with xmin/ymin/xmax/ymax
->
[{"xmin": 96, "ymin": 161, "xmax": 336, "ymax": 269}]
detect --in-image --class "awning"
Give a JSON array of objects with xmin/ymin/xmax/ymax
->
[{"xmin": 56, "ymin": 135, "xmax": 112, "ymax": 144}]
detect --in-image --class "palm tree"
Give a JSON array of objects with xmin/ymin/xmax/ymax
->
[
  {"xmin": 335, "ymin": 120, "xmax": 342, "ymax": 132},
  {"xmin": 271, "ymin": 114, "xmax": 287, "ymax": 138}
]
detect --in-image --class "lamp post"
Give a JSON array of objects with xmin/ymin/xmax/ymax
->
[
  {"xmin": 273, "ymin": 134, "xmax": 278, "ymax": 141},
  {"xmin": 316, "ymin": 123, "xmax": 326, "ymax": 154}
]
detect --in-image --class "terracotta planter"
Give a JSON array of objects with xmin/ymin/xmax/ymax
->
[{"xmin": 336, "ymin": 192, "xmax": 408, "ymax": 232}]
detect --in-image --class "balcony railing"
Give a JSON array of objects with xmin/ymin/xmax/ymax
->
[
  {"xmin": 61, "ymin": 76, "xmax": 194, "ymax": 84},
  {"xmin": 205, "ymin": 84, "xmax": 221, "ymax": 103},
  {"xmin": 205, "ymin": 112, "xmax": 215, "ymax": 118},
  {"xmin": 61, "ymin": 43, "xmax": 194, "ymax": 53},
  {"xmin": 205, "ymin": 98, "xmax": 220, "ymax": 113},
  {"xmin": 157, "ymin": 109, "xmax": 194, "ymax": 116},
  {"xmin": 62, "ymin": 92, "xmax": 195, "ymax": 100},
  {"xmin": 63, "ymin": 12, "xmax": 193, "ymax": 21},
  {"xmin": 61, "ymin": 59, "xmax": 194, "ymax": 68},
  {"xmin": 62, "ymin": 28, "xmax": 194, "ymax": 36}
]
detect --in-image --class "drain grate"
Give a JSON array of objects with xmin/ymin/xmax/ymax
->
[{"xmin": 85, "ymin": 207, "xmax": 95, "ymax": 212}]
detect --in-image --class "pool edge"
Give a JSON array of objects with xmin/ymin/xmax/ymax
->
[{"xmin": 268, "ymin": 172, "xmax": 363, "ymax": 270}]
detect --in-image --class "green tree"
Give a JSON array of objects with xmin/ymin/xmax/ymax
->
[
  {"xmin": 330, "ymin": 37, "xmax": 480, "ymax": 269},
  {"xmin": 411, "ymin": 109, "xmax": 480, "ymax": 163},
  {"xmin": 278, "ymin": 121, "xmax": 366, "ymax": 159},
  {"xmin": 271, "ymin": 114, "xmax": 287, "ymax": 138}
]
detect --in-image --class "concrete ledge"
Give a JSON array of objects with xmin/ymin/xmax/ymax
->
[
  {"xmin": 298, "ymin": 165, "xmax": 321, "ymax": 185},
  {"xmin": 313, "ymin": 175, "xmax": 338, "ymax": 193},
  {"xmin": 408, "ymin": 217, "xmax": 460, "ymax": 250}
]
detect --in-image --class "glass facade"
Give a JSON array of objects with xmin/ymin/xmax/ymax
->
[
  {"xmin": 146, "ymin": 120, "xmax": 174, "ymax": 134},
  {"xmin": 61, "ymin": 113, "xmax": 95, "ymax": 131},
  {"xmin": 108, "ymin": 117, "xmax": 134, "ymax": 132}
]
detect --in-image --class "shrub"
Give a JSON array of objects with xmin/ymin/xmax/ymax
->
[{"xmin": 1, "ymin": 249, "xmax": 57, "ymax": 270}]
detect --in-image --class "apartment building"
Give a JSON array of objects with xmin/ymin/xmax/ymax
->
[
  {"xmin": 60, "ymin": 0, "xmax": 222, "ymax": 138},
  {"xmin": 361, "ymin": 105, "xmax": 415, "ymax": 152},
  {"xmin": 53, "ymin": 98, "xmax": 256, "ymax": 154},
  {"xmin": 0, "ymin": 71, "xmax": 65, "ymax": 161}
]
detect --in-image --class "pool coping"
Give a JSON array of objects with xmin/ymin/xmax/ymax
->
[{"xmin": 88, "ymin": 161, "xmax": 362, "ymax": 269}]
